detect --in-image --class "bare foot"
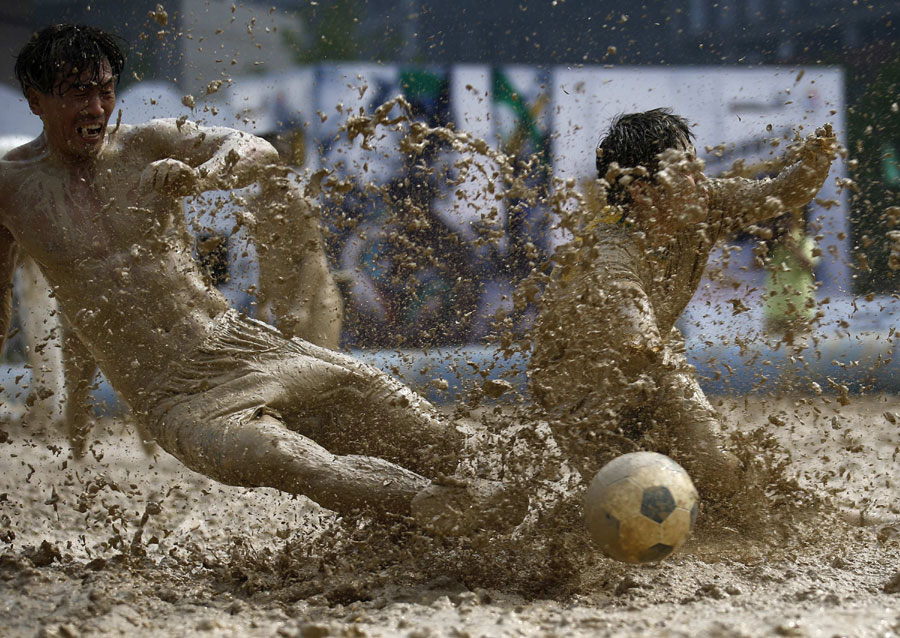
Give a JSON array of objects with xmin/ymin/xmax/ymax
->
[
  {"xmin": 678, "ymin": 446, "xmax": 742, "ymax": 499},
  {"xmin": 411, "ymin": 477, "xmax": 529, "ymax": 537},
  {"xmin": 669, "ymin": 417, "xmax": 743, "ymax": 499}
]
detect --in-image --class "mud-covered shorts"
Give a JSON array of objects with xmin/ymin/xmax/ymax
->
[{"xmin": 141, "ymin": 310, "xmax": 457, "ymax": 482}]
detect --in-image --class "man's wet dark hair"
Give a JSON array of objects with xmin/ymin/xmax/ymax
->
[
  {"xmin": 15, "ymin": 24, "xmax": 126, "ymax": 97},
  {"xmin": 595, "ymin": 108, "xmax": 694, "ymax": 206}
]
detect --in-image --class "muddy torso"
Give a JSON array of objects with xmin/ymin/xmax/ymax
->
[
  {"xmin": 582, "ymin": 216, "xmax": 721, "ymax": 339},
  {"xmin": 0, "ymin": 127, "xmax": 229, "ymax": 406}
]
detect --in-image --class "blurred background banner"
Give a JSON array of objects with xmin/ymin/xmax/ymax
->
[
  {"xmin": 148, "ymin": 63, "xmax": 847, "ymax": 350},
  {"xmin": 0, "ymin": 0, "xmax": 898, "ymax": 403}
]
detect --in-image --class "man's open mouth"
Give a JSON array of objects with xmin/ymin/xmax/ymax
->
[{"xmin": 76, "ymin": 123, "xmax": 104, "ymax": 140}]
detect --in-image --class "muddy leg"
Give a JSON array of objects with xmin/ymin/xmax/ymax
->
[
  {"xmin": 270, "ymin": 343, "xmax": 466, "ymax": 478},
  {"xmin": 220, "ymin": 413, "xmax": 430, "ymax": 516},
  {"xmin": 654, "ymin": 365, "xmax": 741, "ymax": 499},
  {"xmin": 61, "ymin": 323, "xmax": 98, "ymax": 458},
  {"xmin": 155, "ymin": 412, "xmax": 526, "ymax": 534},
  {"xmin": 18, "ymin": 256, "xmax": 65, "ymax": 430},
  {"xmin": 255, "ymin": 173, "xmax": 343, "ymax": 349}
]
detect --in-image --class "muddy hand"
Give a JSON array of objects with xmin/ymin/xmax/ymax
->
[
  {"xmin": 139, "ymin": 158, "xmax": 200, "ymax": 198},
  {"xmin": 800, "ymin": 123, "xmax": 838, "ymax": 168}
]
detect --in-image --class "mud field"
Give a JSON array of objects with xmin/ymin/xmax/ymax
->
[{"xmin": 0, "ymin": 392, "xmax": 898, "ymax": 638}]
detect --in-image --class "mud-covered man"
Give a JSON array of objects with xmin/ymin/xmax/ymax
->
[
  {"xmin": 0, "ymin": 24, "xmax": 526, "ymax": 535},
  {"xmin": 529, "ymin": 108, "xmax": 836, "ymax": 497}
]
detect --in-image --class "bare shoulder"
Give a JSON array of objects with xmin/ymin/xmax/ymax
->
[
  {"xmin": 2, "ymin": 136, "xmax": 45, "ymax": 162},
  {"xmin": 114, "ymin": 119, "xmax": 183, "ymax": 148},
  {"xmin": 0, "ymin": 160, "xmax": 26, "ymax": 220},
  {"xmin": 0, "ymin": 138, "xmax": 46, "ymax": 201}
]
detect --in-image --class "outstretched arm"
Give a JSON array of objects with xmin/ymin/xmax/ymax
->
[
  {"xmin": 710, "ymin": 124, "xmax": 838, "ymax": 236},
  {"xmin": 0, "ymin": 227, "xmax": 19, "ymax": 358},
  {"xmin": 134, "ymin": 118, "xmax": 280, "ymax": 198}
]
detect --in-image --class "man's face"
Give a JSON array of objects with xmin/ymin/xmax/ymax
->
[{"xmin": 27, "ymin": 60, "xmax": 116, "ymax": 162}]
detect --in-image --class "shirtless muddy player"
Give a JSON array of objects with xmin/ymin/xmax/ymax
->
[
  {"xmin": 529, "ymin": 108, "xmax": 837, "ymax": 498},
  {"xmin": 0, "ymin": 24, "xmax": 526, "ymax": 536},
  {"xmin": 39, "ymin": 140, "xmax": 345, "ymax": 457}
]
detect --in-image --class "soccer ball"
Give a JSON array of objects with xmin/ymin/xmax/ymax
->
[{"xmin": 584, "ymin": 451, "xmax": 699, "ymax": 564}]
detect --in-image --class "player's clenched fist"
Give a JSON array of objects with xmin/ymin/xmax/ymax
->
[{"xmin": 139, "ymin": 158, "xmax": 200, "ymax": 197}]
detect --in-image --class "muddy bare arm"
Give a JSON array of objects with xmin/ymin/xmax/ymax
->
[
  {"xmin": 191, "ymin": 125, "xmax": 280, "ymax": 192},
  {"xmin": 710, "ymin": 125, "xmax": 838, "ymax": 236},
  {"xmin": 134, "ymin": 119, "xmax": 280, "ymax": 196},
  {"xmin": 0, "ymin": 227, "xmax": 18, "ymax": 358}
]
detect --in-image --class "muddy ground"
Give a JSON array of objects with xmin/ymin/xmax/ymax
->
[{"xmin": 0, "ymin": 394, "xmax": 898, "ymax": 638}]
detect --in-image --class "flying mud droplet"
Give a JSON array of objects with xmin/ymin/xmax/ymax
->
[{"xmin": 149, "ymin": 4, "xmax": 169, "ymax": 27}]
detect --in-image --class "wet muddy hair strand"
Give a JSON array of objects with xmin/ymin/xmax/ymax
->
[
  {"xmin": 15, "ymin": 24, "xmax": 126, "ymax": 97},
  {"xmin": 596, "ymin": 108, "xmax": 695, "ymax": 206}
]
